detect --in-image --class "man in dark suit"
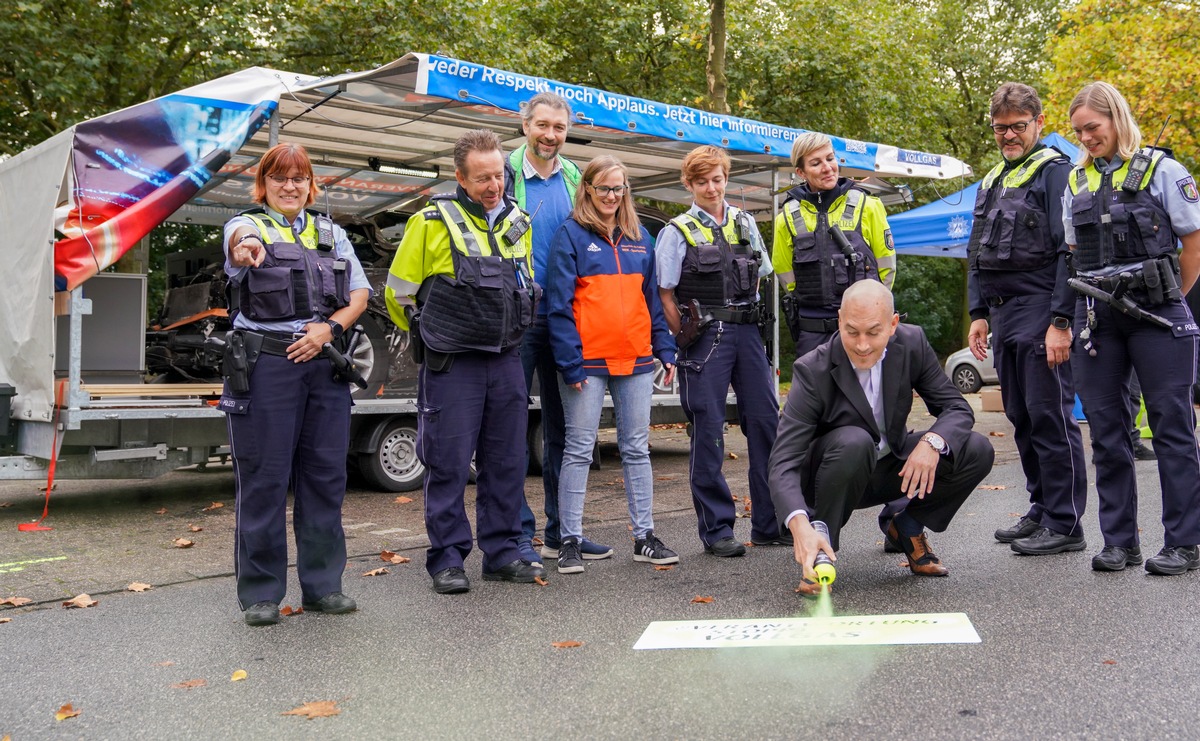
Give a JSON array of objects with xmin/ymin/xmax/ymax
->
[{"xmin": 769, "ymin": 280, "xmax": 995, "ymax": 593}]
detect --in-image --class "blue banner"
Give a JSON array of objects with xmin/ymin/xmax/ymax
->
[{"xmin": 416, "ymin": 54, "xmax": 880, "ymax": 172}]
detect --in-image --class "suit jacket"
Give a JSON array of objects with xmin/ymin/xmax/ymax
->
[{"xmin": 769, "ymin": 323, "xmax": 976, "ymax": 520}]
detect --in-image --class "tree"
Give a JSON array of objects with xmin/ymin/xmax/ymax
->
[
  {"xmin": 706, "ymin": 0, "xmax": 729, "ymax": 113},
  {"xmin": 0, "ymin": 0, "xmax": 282, "ymax": 157},
  {"xmin": 1044, "ymin": 0, "xmax": 1200, "ymax": 173}
]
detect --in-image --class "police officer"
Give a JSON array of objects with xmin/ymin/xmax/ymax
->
[
  {"xmin": 656, "ymin": 145, "xmax": 781, "ymax": 557},
  {"xmin": 504, "ymin": 91, "xmax": 613, "ymax": 566},
  {"xmin": 772, "ymin": 132, "xmax": 896, "ymax": 359},
  {"xmin": 385, "ymin": 129, "xmax": 546, "ymax": 593},
  {"xmin": 772, "ymin": 131, "xmax": 900, "ymax": 542},
  {"xmin": 221, "ymin": 143, "xmax": 370, "ymax": 626},
  {"xmin": 1065, "ymin": 81, "xmax": 1200, "ymax": 575},
  {"xmin": 966, "ymin": 82, "xmax": 1089, "ymax": 556}
]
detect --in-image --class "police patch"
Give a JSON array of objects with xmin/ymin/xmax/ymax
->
[
  {"xmin": 1179, "ymin": 177, "xmax": 1199, "ymax": 203},
  {"xmin": 884, "ymin": 229, "xmax": 895, "ymax": 253}
]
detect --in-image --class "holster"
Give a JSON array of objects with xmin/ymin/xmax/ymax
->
[
  {"xmin": 779, "ymin": 291, "xmax": 801, "ymax": 342},
  {"xmin": 675, "ymin": 299, "xmax": 713, "ymax": 350},
  {"xmin": 221, "ymin": 330, "xmax": 261, "ymax": 394},
  {"xmin": 406, "ymin": 306, "xmax": 426, "ymax": 365}
]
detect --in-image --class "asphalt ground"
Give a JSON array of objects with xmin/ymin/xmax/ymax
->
[{"xmin": 1, "ymin": 397, "xmax": 1198, "ymax": 739}]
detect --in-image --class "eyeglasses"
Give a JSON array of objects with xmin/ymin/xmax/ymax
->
[
  {"xmin": 267, "ymin": 175, "xmax": 311, "ymax": 186},
  {"xmin": 588, "ymin": 184, "xmax": 628, "ymax": 197},
  {"xmin": 988, "ymin": 119, "xmax": 1035, "ymax": 135}
]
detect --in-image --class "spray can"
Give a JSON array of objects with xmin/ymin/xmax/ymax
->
[{"xmin": 810, "ymin": 520, "xmax": 837, "ymax": 585}]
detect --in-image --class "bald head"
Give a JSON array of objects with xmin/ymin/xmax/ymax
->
[{"xmin": 838, "ymin": 281, "xmax": 898, "ymax": 370}]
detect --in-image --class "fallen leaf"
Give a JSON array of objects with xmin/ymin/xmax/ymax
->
[
  {"xmin": 362, "ymin": 567, "xmax": 390, "ymax": 577},
  {"xmin": 153, "ymin": 661, "xmax": 175, "ymax": 667},
  {"xmin": 393, "ymin": 496, "xmax": 413, "ymax": 504},
  {"xmin": 55, "ymin": 703, "xmax": 81, "ymax": 721},
  {"xmin": 534, "ymin": 576, "xmax": 549, "ymax": 586},
  {"xmin": 62, "ymin": 594, "xmax": 97, "ymax": 609},
  {"xmin": 744, "ymin": 541, "xmax": 755, "ymax": 547},
  {"xmin": 531, "ymin": 536, "xmax": 544, "ymax": 546},
  {"xmin": 988, "ymin": 431, "xmax": 1006, "ymax": 437},
  {"xmin": 173, "ymin": 538, "xmax": 194, "ymax": 548},
  {"xmin": 1, "ymin": 597, "xmax": 32, "ymax": 607},
  {"xmin": 231, "ymin": 669, "xmax": 248, "ymax": 682},
  {"xmin": 127, "ymin": 582, "xmax": 152, "ymax": 593},
  {"xmin": 1102, "ymin": 659, "xmax": 1117, "ymax": 665},
  {"xmin": 280, "ymin": 605, "xmax": 303, "ymax": 617},
  {"xmin": 655, "ymin": 475, "xmax": 676, "ymax": 481},
  {"xmin": 551, "ymin": 640, "xmax": 583, "ymax": 648},
  {"xmin": 0, "ymin": 617, "xmax": 11, "ymax": 623},
  {"xmin": 978, "ymin": 485, "xmax": 1007, "ymax": 490},
  {"xmin": 727, "ymin": 452, "xmax": 739, "ymax": 459},
  {"xmin": 281, "ymin": 700, "xmax": 341, "ymax": 719},
  {"xmin": 171, "ymin": 679, "xmax": 207, "ymax": 690},
  {"xmin": 380, "ymin": 550, "xmax": 411, "ymax": 564},
  {"xmin": 201, "ymin": 501, "xmax": 225, "ymax": 512},
  {"xmin": 0, "ymin": 501, "xmax": 13, "ymax": 508},
  {"xmin": 653, "ymin": 565, "xmax": 674, "ymax": 571},
  {"xmin": 1008, "ymin": 512, "xmax": 1023, "ymax": 517},
  {"xmin": 155, "ymin": 507, "xmax": 168, "ymax": 515},
  {"xmin": 188, "ymin": 524, "xmax": 203, "ymax": 532},
  {"xmin": 691, "ymin": 595, "xmax": 714, "ymax": 604}
]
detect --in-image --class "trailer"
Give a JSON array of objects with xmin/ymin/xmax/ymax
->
[{"xmin": 0, "ymin": 53, "xmax": 971, "ymax": 492}]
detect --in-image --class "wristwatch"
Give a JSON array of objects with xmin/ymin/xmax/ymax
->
[
  {"xmin": 327, "ymin": 320, "xmax": 344, "ymax": 340},
  {"xmin": 1051, "ymin": 316, "xmax": 1072, "ymax": 331},
  {"xmin": 921, "ymin": 432, "xmax": 946, "ymax": 454}
]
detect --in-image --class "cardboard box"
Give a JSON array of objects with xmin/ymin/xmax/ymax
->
[{"xmin": 980, "ymin": 387, "xmax": 1004, "ymax": 413}]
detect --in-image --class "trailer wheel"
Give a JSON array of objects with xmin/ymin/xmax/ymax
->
[{"xmin": 359, "ymin": 418, "xmax": 424, "ymax": 492}]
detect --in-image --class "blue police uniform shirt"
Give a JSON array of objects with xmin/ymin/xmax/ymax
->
[
  {"xmin": 656, "ymin": 202, "xmax": 772, "ymax": 300},
  {"xmin": 222, "ymin": 206, "xmax": 372, "ymax": 334},
  {"xmin": 1062, "ymin": 155, "xmax": 1200, "ymax": 243}
]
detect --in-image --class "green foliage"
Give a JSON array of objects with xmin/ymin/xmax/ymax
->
[
  {"xmin": 892, "ymin": 255, "xmax": 967, "ymax": 358},
  {"xmin": 1044, "ymin": 0, "xmax": 1200, "ymax": 173},
  {"xmin": 0, "ymin": 0, "xmax": 275, "ymax": 156}
]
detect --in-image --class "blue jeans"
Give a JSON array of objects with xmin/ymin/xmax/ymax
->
[
  {"xmin": 558, "ymin": 372, "xmax": 655, "ymax": 541},
  {"xmin": 518, "ymin": 316, "xmax": 565, "ymax": 547}
]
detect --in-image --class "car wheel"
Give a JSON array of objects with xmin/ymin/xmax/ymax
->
[
  {"xmin": 358, "ymin": 417, "xmax": 424, "ymax": 492},
  {"xmin": 952, "ymin": 364, "xmax": 983, "ymax": 394},
  {"xmin": 348, "ymin": 313, "xmax": 389, "ymax": 399}
]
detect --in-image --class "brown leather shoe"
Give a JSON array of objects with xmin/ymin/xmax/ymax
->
[{"xmin": 887, "ymin": 521, "xmax": 949, "ymax": 577}]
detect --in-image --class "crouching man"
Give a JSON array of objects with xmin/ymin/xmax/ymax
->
[{"xmin": 768, "ymin": 280, "xmax": 995, "ymax": 593}]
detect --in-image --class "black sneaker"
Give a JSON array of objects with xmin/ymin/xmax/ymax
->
[
  {"xmin": 634, "ymin": 531, "xmax": 679, "ymax": 565},
  {"xmin": 1091, "ymin": 545, "xmax": 1143, "ymax": 572},
  {"xmin": 557, "ymin": 537, "xmax": 585, "ymax": 574},
  {"xmin": 1132, "ymin": 440, "xmax": 1157, "ymax": 461},
  {"xmin": 1145, "ymin": 545, "xmax": 1200, "ymax": 575},
  {"xmin": 994, "ymin": 515, "xmax": 1039, "ymax": 543}
]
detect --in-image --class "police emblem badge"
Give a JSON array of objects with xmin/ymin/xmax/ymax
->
[{"xmin": 1178, "ymin": 177, "xmax": 1199, "ymax": 203}]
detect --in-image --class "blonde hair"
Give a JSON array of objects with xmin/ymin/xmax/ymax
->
[
  {"xmin": 790, "ymin": 132, "xmax": 834, "ymax": 170},
  {"xmin": 573, "ymin": 155, "xmax": 641, "ymax": 239},
  {"xmin": 1068, "ymin": 82, "xmax": 1142, "ymax": 168}
]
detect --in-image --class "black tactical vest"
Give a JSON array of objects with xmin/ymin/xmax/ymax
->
[
  {"xmin": 673, "ymin": 208, "xmax": 761, "ymax": 308},
  {"xmin": 418, "ymin": 197, "xmax": 537, "ymax": 354},
  {"xmin": 1071, "ymin": 150, "xmax": 1177, "ymax": 272},
  {"xmin": 231, "ymin": 210, "xmax": 349, "ymax": 323},
  {"xmin": 786, "ymin": 189, "xmax": 878, "ymax": 308},
  {"xmin": 967, "ymin": 148, "xmax": 1066, "ymax": 272}
]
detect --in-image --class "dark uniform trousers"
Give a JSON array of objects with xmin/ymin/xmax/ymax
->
[
  {"xmin": 805, "ymin": 426, "xmax": 995, "ymax": 551},
  {"xmin": 418, "ymin": 349, "xmax": 526, "ymax": 575},
  {"xmin": 227, "ymin": 353, "xmax": 350, "ymax": 610},
  {"xmin": 518, "ymin": 316, "xmax": 564, "ymax": 547},
  {"xmin": 1072, "ymin": 299, "xmax": 1200, "ymax": 548},
  {"xmin": 991, "ymin": 295, "xmax": 1088, "ymax": 536},
  {"xmin": 679, "ymin": 322, "xmax": 781, "ymax": 545}
]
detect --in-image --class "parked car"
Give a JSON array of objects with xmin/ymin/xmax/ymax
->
[{"xmin": 944, "ymin": 335, "xmax": 999, "ymax": 394}]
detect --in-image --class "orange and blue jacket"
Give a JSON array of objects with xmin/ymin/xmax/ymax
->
[{"xmin": 547, "ymin": 217, "xmax": 676, "ymax": 385}]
